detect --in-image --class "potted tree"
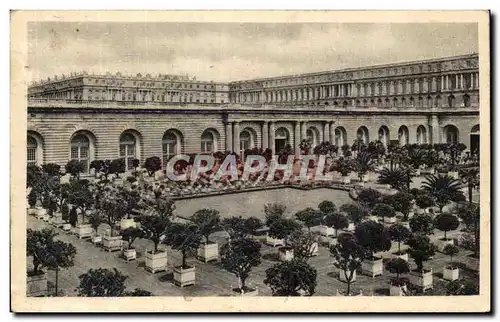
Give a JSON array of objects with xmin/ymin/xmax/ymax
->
[
  {"xmin": 330, "ymin": 157, "xmax": 353, "ymax": 184},
  {"xmin": 67, "ymin": 181, "xmax": 94, "ymax": 239},
  {"xmin": 139, "ymin": 198, "xmax": 174, "ymax": 273},
  {"xmin": 386, "ymin": 258, "xmax": 410, "ymax": 296},
  {"xmin": 295, "ymin": 207, "xmax": 322, "ymax": 233},
  {"xmin": 434, "ymin": 213, "xmax": 460, "ymax": 251},
  {"xmin": 87, "ymin": 212, "xmax": 102, "ymax": 245},
  {"xmin": 121, "ymin": 227, "xmax": 144, "ymax": 261},
  {"xmin": 372, "ymin": 203, "xmax": 396, "ymax": 224},
  {"xmin": 264, "ymin": 259, "xmax": 317, "ymax": 296},
  {"xmin": 268, "ymin": 218, "xmax": 301, "ymax": 261},
  {"xmin": 407, "ymin": 234, "xmax": 438, "ymax": 292},
  {"xmin": 60, "ymin": 203, "xmax": 72, "ymax": 232},
  {"xmin": 330, "ymin": 233, "xmax": 366, "ymax": 295},
  {"xmin": 442, "ymin": 244, "xmax": 460, "ymax": 281},
  {"xmin": 26, "ymin": 228, "xmax": 57, "ymax": 297},
  {"xmin": 355, "ymin": 221, "xmax": 391, "ymax": 277},
  {"xmin": 191, "ymin": 208, "xmax": 221, "ymax": 263},
  {"xmin": 445, "ymin": 143, "xmax": 467, "ymax": 179},
  {"xmin": 98, "ymin": 190, "xmax": 126, "ymax": 252},
  {"xmin": 409, "ymin": 213, "xmax": 435, "ymax": 236},
  {"xmin": 422, "ymin": 174, "xmax": 465, "ymax": 214},
  {"xmin": 317, "ymin": 201, "xmax": 337, "ymax": 236},
  {"xmin": 220, "ymin": 237, "xmax": 262, "ymax": 296},
  {"xmin": 110, "ymin": 158, "xmax": 126, "ymax": 185},
  {"xmin": 65, "ymin": 159, "xmax": 85, "ymax": 181},
  {"xmin": 388, "ymin": 223, "xmax": 411, "ymax": 260},
  {"xmin": 288, "ymin": 229, "xmax": 319, "ymax": 260},
  {"xmin": 143, "ymin": 156, "xmax": 162, "ymax": 183},
  {"xmin": 165, "ymin": 222, "xmax": 202, "ymax": 288},
  {"xmin": 340, "ymin": 203, "xmax": 368, "ymax": 231},
  {"xmin": 352, "ymin": 151, "xmax": 375, "ymax": 184},
  {"xmin": 44, "ymin": 240, "xmax": 76, "ymax": 296},
  {"xmin": 414, "ymin": 193, "xmax": 435, "ymax": 214},
  {"xmin": 323, "ymin": 212, "xmax": 349, "ymax": 242},
  {"xmin": 89, "ymin": 160, "xmax": 104, "ymax": 179}
]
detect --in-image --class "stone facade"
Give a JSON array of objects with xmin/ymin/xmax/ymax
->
[{"xmin": 27, "ymin": 54, "xmax": 480, "ymax": 170}]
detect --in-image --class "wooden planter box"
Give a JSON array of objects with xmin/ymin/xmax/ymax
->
[
  {"xmin": 197, "ymin": 242, "xmax": 219, "ymax": 263},
  {"xmin": 27, "ymin": 208, "xmax": 38, "ymax": 216},
  {"xmin": 27, "ymin": 272, "xmax": 47, "ymax": 297},
  {"xmin": 362, "ymin": 257, "xmax": 383, "ymax": 277},
  {"xmin": 123, "ymin": 248, "xmax": 137, "ymax": 261},
  {"xmin": 309, "ymin": 242, "xmax": 319, "ymax": 257},
  {"xmin": 384, "ymin": 216, "xmax": 397, "ymax": 224},
  {"xmin": 279, "ymin": 247, "xmax": 294, "ymax": 261},
  {"xmin": 391, "ymin": 251, "xmax": 409, "ymax": 261},
  {"xmin": 91, "ymin": 235, "xmax": 102, "ymax": 246},
  {"xmin": 266, "ymin": 235, "xmax": 284, "ymax": 247},
  {"xmin": 390, "ymin": 284, "xmax": 407, "ymax": 296},
  {"xmin": 75, "ymin": 224, "xmax": 93, "ymax": 239},
  {"xmin": 102, "ymin": 235, "xmax": 123, "ymax": 252},
  {"xmin": 443, "ymin": 266, "xmax": 460, "ymax": 281},
  {"xmin": 338, "ymin": 269, "xmax": 356, "ymax": 283},
  {"xmin": 232, "ymin": 287, "xmax": 258, "ymax": 296},
  {"xmin": 466, "ymin": 254, "xmax": 480, "ymax": 271},
  {"xmin": 51, "ymin": 213, "xmax": 65, "ymax": 228},
  {"xmin": 144, "ymin": 250, "xmax": 168, "ymax": 273},
  {"xmin": 119, "ymin": 218, "xmax": 136, "ymax": 231},
  {"xmin": 173, "ymin": 266, "xmax": 196, "ymax": 287},
  {"xmin": 437, "ymin": 238, "xmax": 455, "ymax": 252},
  {"xmin": 317, "ymin": 225, "xmax": 335, "ymax": 237},
  {"xmin": 342, "ymin": 176, "xmax": 351, "ymax": 184},
  {"xmin": 35, "ymin": 208, "xmax": 48, "ymax": 220},
  {"xmin": 409, "ymin": 269, "xmax": 433, "ymax": 292}
]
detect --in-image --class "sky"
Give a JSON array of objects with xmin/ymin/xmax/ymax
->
[{"xmin": 27, "ymin": 22, "xmax": 478, "ymax": 82}]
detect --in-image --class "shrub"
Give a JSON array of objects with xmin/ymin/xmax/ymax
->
[{"xmin": 143, "ymin": 156, "xmax": 162, "ymax": 177}]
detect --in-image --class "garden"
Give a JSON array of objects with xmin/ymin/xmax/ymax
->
[{"xmin": 26, "ymin": 140, "xmax": 480, "ymax": 297}]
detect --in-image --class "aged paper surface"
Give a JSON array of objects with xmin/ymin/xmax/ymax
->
[{"xmin": 11, "ymin": 10, "xmax": 490, "ymax": 312}]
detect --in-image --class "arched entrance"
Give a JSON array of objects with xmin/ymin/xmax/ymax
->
[
  {"xmin": 470, "ymin": 124, "xmax": 479, "ymax": 155},
  {"xmin": 275, "ymin": 127, "xmax": 290, "ymax": 153},
  {"xmin": 417, "ymin": 125, "xmax": 427, "ymax": 144},
  {"xmin": 334, "ymin": 126, "xmax": 347, "ymax": 147},
  {"xmin": 356, "ymin": 126, "xmax": 369, "ymax": 144},
  {"xmin": 398, "ymin": 126, "xmax": 409, "ymax": 146}
]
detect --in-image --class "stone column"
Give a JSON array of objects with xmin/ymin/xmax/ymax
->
[
  {"xmin": 301, "ymin": 121, "xmax": 307, "ymax": 140},
  {"xmin": 294, "ymin": 121, "xmax": 301, "ymax": 157},
  {"xmin": 262, "ymin": 121, "xmax": 269, "ymax": 150},
  {"xmin": 430, "ymin": 114, "xmax": 441, "ymax": 144},
  {"xmin": 233, "ymin": 122, "xmax": 240, "ymax": 154},
  {"xmin": 329, "ymin": 122, "xmax": 336, "ymax": 143},
  {"xmin": 431, "ymin": 77, "xmax": 437, "ymax": 92},
  {"xmin": 460, "ymin": 74, "xmax": 464, "ymax": 89},
  {"xmin": 269, "ymin": 122, "xmax": 275, "ymax": 154},
  {"xmin": 225, "ymin": 122, "xmax": 233, "ymax": 152},
  {"xmin": 455, "ymin": 74, "xmax": 459, "ymax": 89},
  {"xmin": 323, "ymin": 122, "xmax": 330, "ymax": 143}
]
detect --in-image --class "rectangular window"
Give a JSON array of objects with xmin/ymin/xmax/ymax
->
[
  {"xmin": 71, "ymin": 147, "xmax": 79, "ymax": 159},
  {"xmin": 27, "ymin": 148, "xmax": 36, "ymax": 166}
]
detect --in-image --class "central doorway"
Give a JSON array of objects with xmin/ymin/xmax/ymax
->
[{"xmin": 275, "ymin": 139, "xmax": 287, "ymax": 153}]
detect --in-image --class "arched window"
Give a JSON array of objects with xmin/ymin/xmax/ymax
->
[
  {"xmin": 306, "ymin": 128, "xmax": 319, "ymax": 147},
  {"xmin": 356, "ymin": 126, "xmax": 369, "ymax": 144},
  {"xmin": 335, "ymin": 127, "xmax": 347, "ymax": 147},
  {"xmin": 27, "ymin": 136, "xmax": 38, "ymax": 166},
  {"xmin": 463, "ymin": 94, "xmax": 471, "ymax": 107},
  {"xmin": 378, "ymin": 126, "xmax": 390, "ymax": 147},
  {"xmin": 120, "ymin": 133, "xmax": 137, "ymax": 170},
  {"xmin": 448, "ymin": 95, "xmax": 456, "ymax": 108},
  {"xmin": 201, "ymin": 130, "xmax": 215, "ymax": 153},
  {"xmin": 275, "ymin": 128, "xmax": 289, "ymax": 140},
  {"xmin": 443, "ymin": 125, "xmax": 459, "ymax": 144},
  {"xmin": 71, "ymin": 134, "xmax": 90, "ymax": 172},
  {"xmin": 162, "ymin": 131, "xmax": 180, "ymax": 166},
  {"xmin": 417, "ymin": 125, "xmax": 427, "ymax": 144},
  {"xmin": 398, "ymin": 126, "xmax": 409, "ymax": 146},
  {"xmin": 240, "ymin": 130, "xmax": 252, "ymax": 155}
]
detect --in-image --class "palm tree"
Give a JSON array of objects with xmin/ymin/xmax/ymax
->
[
  {"xmin": 422, "ymin": 174, "xmax": 465, "ymax": 212},
  {"xmin": 459, "ymin": 167, "xmax": 479, "ymax": 204},
  {"xmin": 377, "ymin": 167, "xmax": 409, "ymax": 191},
  {"xmin": 351, "ymin": 151, "xmax": 375, "ymax": 182}
]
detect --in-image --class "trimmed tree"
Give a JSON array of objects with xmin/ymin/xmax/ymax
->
[
  {"xmin": 26, "ymin": 228, "xmax": 58, "ymax": 276},
  {"xmin": 422, "ymin": 174, "xmax": 465, "ymax": 212},
  {"xmin": 443, "ymin": 244, "xmax": 460, "ymax": 266},
  {"xmin": 220, "ymin": 238, "xmax": 262, "ymax": 293},
  {"xmin": 110, "ymin": 158, "xmax": 126, "ymax": 178},
  {"xmin": 268, "ymin": 217, "xmax": 301, "ymax": 247},
  {"xmin": 372, "ymin": 203, "xmax": 395, "ymax": 224},
  {"xmin": 383, "ymin": 192, "xmax": 414, "ymax": 221},
  {"xmin": 295, "ymin": 208, "xmax": 321, "ymax": 232},
  {"xmin": 288, "ymin": 229, "xmax": 317, "ymax": 261},
  {"xmin": 44, "ymin": 240, "xmax": 77, "ymax": 296},
  {"xmin": 446, "ymin": 278, "xmax": 479, "ymax": 295},
  {"xmin": 143, "ymin": 156, "xmax": 162, "ymax": 177},
  {"xmin": 434, "ymin": 213, "xmax": 460, "ymax": 240},
  {"xmin": 122, "ymin": 227, "xmax": 144, "ymax": 250},
  {"xmin": 65, "ymin": 160, "xmax": 85, "ymax": 180},
  {"xmin": 76, "ymin": 268, "xmax": 128, "ymax": 297},
  {"xmin": 386, "ymin": 258, "xmax": 410, "ymax": 286},
  {"xmin": 164, "ymin": 222, "xmax": 202, "ymax": 269},
  {"xmin": 264, "ymin": 203, "xmax": 287, "ymax": 226},
  {"xmin": 139, "ymin": 198, "xmax": 175, "ymax": 253},
  {"xmin": 330, "ymin": 233, "xmax": 366, "ymax": 295},
  {"xmin": 407, "ymin": 235, "xmax": 438, "ymax": 272},
  {"xmin": 318, "ymin": 200, "xmax": 336, "ymax": 215},
  {"xmin": 388, "ymin": 223, "xmax": 411, "ymax": 254},
  {"xmin": 323, "ymin": 212, "xmax": 349, "ymax": 236},
  {"xmin": 409, "ymin": 213, "xmax": 435, "ymax": 236},
  {"xmin": 357, "ymin": 188, "xmax": 382, "ymax": 209},
  {"xmin": 191, "ymin": 208, "xmax": 221, "ymax": 244},
  {"xmin": 354, "ymin": 220, "xmax": 392, "ymax": 260},
  {"xmin": 340, "ymin": 203, "xmax": 369, "ymax": 225},
  {"xmin": 264, "ymin": 259, "xmax": 317, "ymax": 296},
  {"xmin": 352, "ymin": 151, "xmax": 376, "ymax": 182}
]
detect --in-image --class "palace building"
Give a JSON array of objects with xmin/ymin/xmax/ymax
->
[{"xmin": 27, "ymin": 53, "xmax": 480, "ymax": 173}]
